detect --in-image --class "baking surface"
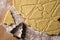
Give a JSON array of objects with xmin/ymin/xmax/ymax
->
[{"xmin": 0, "ymin": 0, "xmax": 60, "ymax": 40}]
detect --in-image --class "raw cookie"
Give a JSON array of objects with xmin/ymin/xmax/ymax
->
[
  {"xmin": 4, "ymin": 0, "xmax": 60, "ymax": 35},
  {"xmin": 3, "ymin": 10, "xmax": 14, "ymax": 25}
]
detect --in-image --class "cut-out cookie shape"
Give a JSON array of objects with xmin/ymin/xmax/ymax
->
[
  {"xmin": 14, "ymin": 0, "xmax": 60, "ymax": 35},
  {"xmin": 3, "ymin": 10, "xmax": 14, "ymax": 25},
  {"xmin": 6, "ymin": 0, "xmax": 60, "ymax": 35}
]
